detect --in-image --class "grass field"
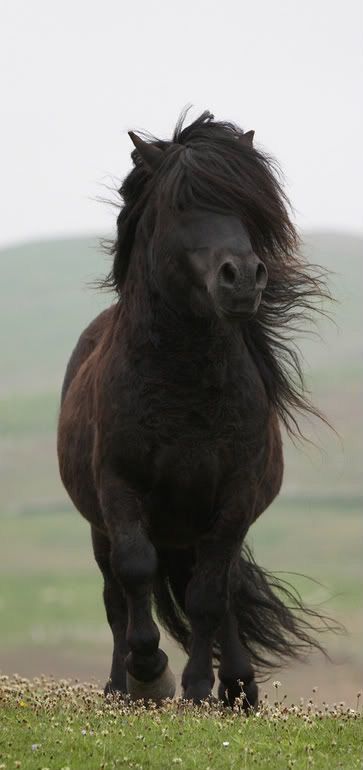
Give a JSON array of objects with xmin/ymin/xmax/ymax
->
[
  {"xmin": 0, "ymin": 231, "xmax": 362, "ymax": 708},
  {"xmin": 1, "ymin": 677, "xmax": 362, "ymax": 770}
]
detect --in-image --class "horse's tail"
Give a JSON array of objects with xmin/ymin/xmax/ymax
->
[
  {"xmin": 153, "ymin": 544, "xmax": 337, "ymax": 672},
  {"xmin": 153, "ymin": 548, "xmax": 194, "ymax": 656},
  {"xmin": 229, "ymin": 544, "xmax": 337, "ymax": 670}
]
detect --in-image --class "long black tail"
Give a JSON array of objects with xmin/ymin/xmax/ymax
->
[{"xmin": 153, "ymin": 544, "xmax": 339, "ymax": 674}]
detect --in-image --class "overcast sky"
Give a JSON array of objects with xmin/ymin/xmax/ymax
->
[{"xmin": 1, "ymin": 0, "xmax": 362, "ymax": 248}]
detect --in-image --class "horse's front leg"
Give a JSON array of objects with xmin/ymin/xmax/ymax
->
[
  {"xmin": 181, "ymin": 506, "xmax": 248, "ymax": 704},
  {"xmin": 91, "ymin": 525, "xmax": 128, "ymax": 695},
  {"xmin": 99, "ymin": 469, "xmax": 175, "ymax": 703}
]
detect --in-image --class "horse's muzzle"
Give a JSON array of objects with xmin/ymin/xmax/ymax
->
[{"xmin": 214, "ymin": 254, "xmax": 267, "ymax": 318}]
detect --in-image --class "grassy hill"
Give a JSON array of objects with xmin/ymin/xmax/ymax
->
[
  {"xmin": 1, "ymin": 231, "xmax": 361, "ymax": 512},
  {"xmin": 0, "ymin": 231, "xmax": 362, "ymax": 700}
]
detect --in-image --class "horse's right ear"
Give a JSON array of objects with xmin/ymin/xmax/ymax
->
[
  {"xmin": 128, "ymin": 131, "xmax": 164, "ymax": 171},
  {"xmin": 239, "ymin": 130, "xmax": 255, "ymax": 147}
]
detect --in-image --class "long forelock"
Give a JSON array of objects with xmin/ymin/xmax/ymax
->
[
  {"xmin": 116, "ymin": 112, "xmax": 297, "ymax": 261},
  {"xmin": 153, "ymin": 119, "xmax": 298, "ymax": 266}
]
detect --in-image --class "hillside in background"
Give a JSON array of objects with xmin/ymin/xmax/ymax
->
[
  {"xmin": 0, "ymin": 231, "xmax": 362, "ymax": 699},
  {"xmin": 0, "ymin": 231, "xmax": 362, "ymax": 514}
]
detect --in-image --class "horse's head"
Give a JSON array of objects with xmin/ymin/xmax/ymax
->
[
  {"xmin": 124, "ymin": 127, "xmax": 269, "ymax": 321},
  {"xmin": 109, "ymin": 112, "xmax": 298, "ymax": 325},
  {"xmin": 148, "ymin": 208, "xmax": 268, "ymax": 320}
]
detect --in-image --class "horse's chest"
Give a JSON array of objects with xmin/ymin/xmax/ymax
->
[
  {"xmin": 145, "ymin": 387, "xmax": 269, "ymax": 545},
  {"xmin": 147, "ymin": 440, "xmax": 220, "ymax": 545},
  {"xmin": 113, "ymin": 355, "xmax": 272, "ymax": 544}
]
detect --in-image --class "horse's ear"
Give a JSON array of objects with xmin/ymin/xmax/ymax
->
[
  {"xmin": 239, "ymin": 130, "xmax": 255, "ymax": 147},
  {"xmin": 128, "ymin": 131, "xmax": 164, "ymax": 171}
]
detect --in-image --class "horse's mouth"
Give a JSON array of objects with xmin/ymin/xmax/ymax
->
[{"xmin": 219, "ymin": 292, "xmax": 262, "ymax": 320}]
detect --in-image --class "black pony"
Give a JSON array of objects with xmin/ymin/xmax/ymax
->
[{"xmin": 58, "ymin": 111, "xmax": 330, "ymax": 706}]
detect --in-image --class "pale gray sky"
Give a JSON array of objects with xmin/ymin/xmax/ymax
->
[{"xmin": 1, "ymin": 0, "xmax": 362, "ymax": 247}]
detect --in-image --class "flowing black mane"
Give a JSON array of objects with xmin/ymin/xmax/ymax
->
[{"xmin": 104, "ymin": 110, "xmax": 329, "ymax": 436}]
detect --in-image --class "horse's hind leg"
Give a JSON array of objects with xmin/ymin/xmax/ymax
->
[
  {"xmin": 91, "ymin": 526, "xmax": 128, "ymax": 695},
  {"xmin": 217, "ymin": 611, "xmax": 258, "ymax": 710},
  {"xmin": 99, "ymin": 471, "xmax": 175, "ymax": 704}
]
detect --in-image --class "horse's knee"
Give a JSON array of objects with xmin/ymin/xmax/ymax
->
[
  {"xmin": 110, "ymin": 532, "xmax": 157, "ymax": 592},
  {"xmin": 110, "ymin": 531, "xmax": 160, "ymax": 660},
  {"xmin": 127, "ymin": 618, "xmax": 160, "ymax": 655}
]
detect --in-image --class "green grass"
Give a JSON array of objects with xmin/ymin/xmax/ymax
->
[{"xmin": 1, "ymin": 678, "xmax": 362, "ymax": 770}]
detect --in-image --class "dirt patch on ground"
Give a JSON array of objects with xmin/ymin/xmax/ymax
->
[{"xmin": 1, "ymin": 644, "xmax": 361, "ymax": 707}]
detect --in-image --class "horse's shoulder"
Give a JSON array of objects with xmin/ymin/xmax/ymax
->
[{"xmin": 61, "ymin": 305, "xmax": 117, "ymax": 403}]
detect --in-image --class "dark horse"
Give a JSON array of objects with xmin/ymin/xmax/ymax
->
[{"xmin": 58, "ymin": 111, "xmax": 329, "ymax": 707}]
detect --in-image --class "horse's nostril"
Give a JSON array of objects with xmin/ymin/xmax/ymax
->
[
  {"xmin": 219, "ymin": 261, "xmax": 237, "ymax": 288},
  {"xmin": 256, "ymin": 261, "xmax": 268, "ymax": 290}
]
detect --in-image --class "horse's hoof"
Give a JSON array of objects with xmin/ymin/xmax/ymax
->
[
  {"xmin": 218, "ymin": 679, "xmax": 258, "ymax": 711},
  {"xmin": 104, "ymin": 679, "xmax": 127, "ymax": 698},
  {"xmin": 126, "ymin": 664, "xmax": 176, "ymax": 705},
  {"xmin": 244, "ymin": 680, "xmax": 258, "ymax": 710},
  {"xmin": 182, "ymin": 679, "xmax": 213, "ymax": 704}
]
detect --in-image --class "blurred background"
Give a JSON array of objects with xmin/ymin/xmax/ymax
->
[{"xmin": 1, "ymin": 0, "xmax": 362, "ymax": 703}]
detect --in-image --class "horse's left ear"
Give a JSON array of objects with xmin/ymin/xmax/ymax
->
[
  {"xmin": 239, "ymin": 130, "xmax": 255, "ymax": 147},
  {"xmin": 128, "ymin": 131, "xmax": 164, "ymax": 171}
]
